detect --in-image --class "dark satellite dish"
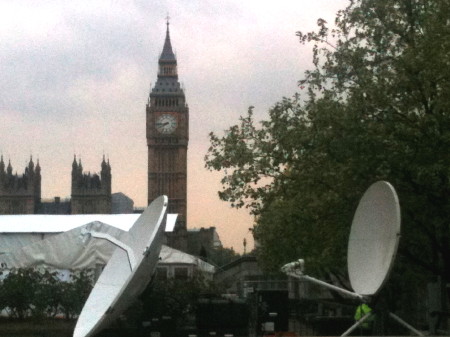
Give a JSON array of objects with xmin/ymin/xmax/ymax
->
[{"xmin": 73, "ymin": 195, "xmax": 168, "ymax": 337}]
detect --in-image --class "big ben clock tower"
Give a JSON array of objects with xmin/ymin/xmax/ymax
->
[{"xmin": 147, "ymin": 20, "xmax": 189, "ymax": 242}]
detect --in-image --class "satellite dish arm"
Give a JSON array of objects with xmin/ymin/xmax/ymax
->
[
  {"xmin": 341, "ymin": 312, "xmax": 374, "ymax": 336},
  {"xmin": 389, "ymin": 313, "xmax": 424, "ymax": 336},
  {"xmin": 81, "ymin": 229, "xmax": 136, "ymax": 270},
  {"xmin": 281, "ymin": 260, "xmax": 366, "ymax": 302}
]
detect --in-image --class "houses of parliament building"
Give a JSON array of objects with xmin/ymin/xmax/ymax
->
[
  {"xmin": 0, "ymin": 21, "xmax": 220, "ymax": 255},
  {"xmin": 0, "ymin": 21, "xmax": 184, "ymax": 219},
  {"xmin": 0, "ymin": 155, "xmax": 112, "ymax": 215}
]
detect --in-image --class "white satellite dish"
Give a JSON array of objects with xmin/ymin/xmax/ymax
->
[
  {"xmin": 281, "ymin": 181, "xmax": 423, "ymax": 336},
  {"xmin": 73, "ymin": 195, "xmax": 168, "ymax": 337},
  {"xmin": 347, "ymin": 181, "xmax": 400, "ymax": 296}
]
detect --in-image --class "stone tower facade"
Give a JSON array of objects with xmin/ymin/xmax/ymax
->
[
  {"xmin": 0, "ymin": 156, "xmax": 41, "ymax": 214},
  {"xmin": 146, "ymin": 21, "xmax": 189, "ymax": 243},
  {"xmin": 71, "ymin": 156, "xmax": 112, "ymax": 214}
]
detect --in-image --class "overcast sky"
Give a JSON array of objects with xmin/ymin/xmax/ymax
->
[{"xmin": 0, "ymin": 0, "xmax": 349, "ymax": 252}]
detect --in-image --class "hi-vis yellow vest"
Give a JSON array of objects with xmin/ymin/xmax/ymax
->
[{"xmin": 354, "ymin": 304, "xmax": 373, "ymax": 328}]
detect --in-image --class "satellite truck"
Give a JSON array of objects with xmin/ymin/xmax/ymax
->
[
  {"xmin": 281, "ymin": 181, "xmax": 423, "ymax": 336},
  {"xmin": 0, "ymin": 195, "xmax": 176, "ymax": 337}
]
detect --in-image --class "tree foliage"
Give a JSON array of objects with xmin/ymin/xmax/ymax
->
[
  {"xmin": 207, "ymin": 246, "xmax": 241, "ymax": 268},
  {"xmin": 0, "ymin": 268, "xmax": 93, "ymax": 319},
  {"xmin": 59, "ymin": 270, "xmax": 94, "ymax": 319},
  {"xmin": 205, "ymin": 0, "xmax": 450, "ymax": 281}
]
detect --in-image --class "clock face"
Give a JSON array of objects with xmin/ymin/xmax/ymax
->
[{"xmin": 155, "ymin": 114, "xmax": 177, "ymax": 134}]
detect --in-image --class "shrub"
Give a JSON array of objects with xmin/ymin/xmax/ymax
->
[{"xmin": 0, "ymin": 268, "xmax": 94, "ymax": 319}]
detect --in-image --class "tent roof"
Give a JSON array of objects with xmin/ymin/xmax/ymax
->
[
  {"xmin": 0, "ymin": 213, "xmax": 215, "ymax": 273},
  {"xmin": 160, "ymin": 245, "xmax": 215, "ymax": 273},
  {"xmin": 0, "ymin": 214, "xmax": 140, "ymax": 233}
]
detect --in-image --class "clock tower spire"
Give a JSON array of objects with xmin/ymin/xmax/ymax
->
[{"xmin": 147, "ymin": 20, "xmax": 189, "ymax": 247}]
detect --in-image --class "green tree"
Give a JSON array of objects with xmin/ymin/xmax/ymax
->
[
  {"xmin": 0, "ymin": 268, "xmax": 93, "ymax": 320},
  {"xmin": 205, "ymin": 0, "xmax": 450, "ymax": 284},
  {"xmin": 0, "ymin": 268, "xmax": 40, "ymax": 318},
  {"xmin": 32, "ymin": 270, "xmax": 62, "ymax": 318},
  {"xmin": 59, "ymin": 270, "xmax": 93, "ymax": 319}
]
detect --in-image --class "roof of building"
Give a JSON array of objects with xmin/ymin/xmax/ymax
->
[
  {"xmin": 215, "ymin": 255, "xmax": 258, "ymax": 274},
  {"xmin": 160, "ymin": 21, "xmax": 176, "ymax": 62},
  {"xmin": 112, "ymin": 192, "xmax": 134, "ymax": 202},
  {"xmin": 37, "ymin": 200, "xmax": 71, "ymax": 215},
  {"xmin": 159, "ymin": 245, "xmax": 215, "ymax": 274}
]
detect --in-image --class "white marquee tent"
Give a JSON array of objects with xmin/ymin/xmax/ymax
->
[{"xmin": 0, "ymin": 214, "xmax": 214, "ymax": 275}]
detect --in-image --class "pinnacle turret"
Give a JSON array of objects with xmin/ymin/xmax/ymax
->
[
  {"xmin": 28, "ymin": 155, "xmax": 34, "ymax": 172},
  {"xmin": 101, "ymin": 154, "xmax": 108, "ymax": 170},
  {"xmin": 7, "ymin": 160, "xmax": 12, "ymax": 175}
]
